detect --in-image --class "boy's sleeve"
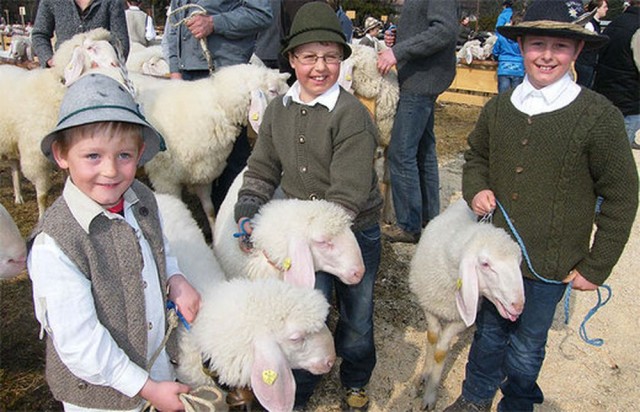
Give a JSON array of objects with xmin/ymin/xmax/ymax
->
[
  {"xmin": 462, "ymin": 99, "xmax": 495, "ymax": 205},
  {"xmin": 28, "ymin": 233, "xmax": 149, "ymax": 397}
]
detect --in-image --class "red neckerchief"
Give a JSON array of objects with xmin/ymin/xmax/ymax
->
[{"xmin": 107, "ymin": 198, "xmax": 125, "ymax": 216}]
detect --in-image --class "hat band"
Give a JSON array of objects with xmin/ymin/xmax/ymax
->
[
  {"xmin": 285, "ymin": 26, "xmax": 346, "ymax": 45},
  {"xmin": 56, "ymin": 104, "xmax": 148, "ymax": 127}
]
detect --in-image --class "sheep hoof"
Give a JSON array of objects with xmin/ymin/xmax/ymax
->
[{"xmin": 421, "ymin": 391, "xmax": 437, "ymax": 410}]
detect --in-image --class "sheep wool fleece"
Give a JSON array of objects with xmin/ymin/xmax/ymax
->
[
  {"xmin": 238, "ymin": 89, "xmax": 383, "ymax": 231},
  {"xmin": 30, "ymin": 180, "xmax": 176, "ymax": 409},
  {"xmin": 463, "ymin": 88, "xmax": 638, "ymax": 286}
]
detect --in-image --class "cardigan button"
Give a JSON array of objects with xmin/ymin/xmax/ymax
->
[
  {"xmin": 298, "ymin": 135, "xmax": 305, "ymax": 144},
  {"xmin": 527, "ymin": 117, "xmax": 533, "ymax": 125},
  {"xmin": 300, "ymin": 166, "xmax": 307, "ymax": 173},
  {"xmin": 511, "ymin": 192, "xmax": 519, "ymax": 201},
  {"xmin": 309, "ymin": 193, "xmax": 318, "ymax": 200},
  {"xmin": 139, "ymin": 206, "xmax": 149, "ymax": 216},
  {"xmin": 521, "ymin": 138, "xmax": 529, "ymax": 145},
  {"xmin": 77, "ymin": 382, "xmax": 88, "ymax": 390},
  {"xmin": 515, "ymin": 166, "xmax": 524, "ymax": 174},
  {"xmin": 301, "ymin": 109, "xmax": 307, "ymax": 115}
]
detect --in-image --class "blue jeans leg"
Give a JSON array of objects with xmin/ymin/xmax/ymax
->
[
  {"xmin": 293, "ymin": 225, "xmax": 381, "ymax": 404},
  {"xmin": 388, "ymin": 92, "xmax": 439, "ymax": 233},
  {"xmin": 462, "ymin": 278, "xmax": 567, "ymax": 411},
  {"xmin": 624, "ymin": 114, "xmax": 640, "ymax": 144},
  {"xmin": 498, "ymin": 75, "xmax": 524, "ymax": 93}
]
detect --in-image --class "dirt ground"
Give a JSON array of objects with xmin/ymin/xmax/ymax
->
[{"xmin": 2, "ymin": 102, "xmax": 639, "ymax": 411}]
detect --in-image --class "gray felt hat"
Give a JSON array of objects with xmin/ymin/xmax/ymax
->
[
  {"xmin": 41, "ymin": 73, "xmax": 165, "ymax": 166},
  {"xmin": 281, "ymin": 2, "xmax": 351, "ymax": 59}
]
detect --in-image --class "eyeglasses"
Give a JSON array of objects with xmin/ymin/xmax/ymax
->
[{"xmin": 293, "ymin": 53, "xmax": 343, "ymax": 66}]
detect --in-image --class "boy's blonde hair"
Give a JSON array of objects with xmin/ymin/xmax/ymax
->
[{"xmin": 54, "ymin": 122, "xmax": 144, "ymax": 158}]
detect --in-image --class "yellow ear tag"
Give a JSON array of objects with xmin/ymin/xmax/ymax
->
[
  {"xmin": 251, "ymin": 113, "xmax": 260, "ymax": 121},
  {"xmin": 456, "ymin": 278, "xmax": 463, "ymax": 290},
  {"xmin": 282, "ymin": 257, "xmax": 291, "ymax": 271},
  {"xmin": 262, "ymin": 369, "xmax": 278, "ymax": 385}
]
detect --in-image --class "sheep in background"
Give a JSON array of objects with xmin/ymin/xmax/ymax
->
[
  {"xmin": 0, "ymin": 202, "xmax": 27, "ymax": 279},
  {"xmin": 0, "ymin": 29, "xmax": 128, "ymax": 218},
  {"xmin": 140, "ymin": 64, "xmax": 290, "ymax": 233},
  {"xmin": 341, "ymin": 44, "xmax": 399, "ymax": 223},
  {"xmin": 8, "ymin": 34, "xmax": 34, "ymax": 63},
  {"xmin": 213, "ymin": 168, "xmax": 365, "ymax": 289},
  {"xmin": 409, "ymin": 199, "xmax": 524, "ymax": 410},
  {"xmin": 154, "ymin": 193, "xmax": 336, "ymax": 412},
  {"xmin": 126, "ymin": 43, "xmax": 169, "ymax": 77}
]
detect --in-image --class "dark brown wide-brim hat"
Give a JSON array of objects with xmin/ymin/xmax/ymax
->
[
  {"xmin": 41, "ymin": 73, "xmax": 165, "ymax": 166},
  {"xmin": 281, "ymin": 2, "xmax": 352, "ymax": 59},
  {"xmin": 498, "ymin": 0, "xmax": 609, "ymax": 51}
]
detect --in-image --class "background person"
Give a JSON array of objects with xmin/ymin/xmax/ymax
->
[
  {"xmin": 32, "ymin": 0, "xmax": 130, "ymax": 68},
  {"xmin": 125, "ymin": 0, "xmax": 157, "ymax": 47},
  {"xmin": 575, "ymin": 0, "xmax": 608, "ymax": 88}
]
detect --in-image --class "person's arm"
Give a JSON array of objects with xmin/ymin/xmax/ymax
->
[
  {"xmin": 462, "ymin": 99, "xmax": 495, "ymax": 207},
  {"xmin": 109, "ymin": 0, "xmax": 130, "ymax": 60},
  {"xmin": 167, "ymin": 0, "xmax": 181, "ymax": 76},
  {"xmin": 391, "ymin": 2, "xmax": 458, "ymax": 64},
  {"xmin": 145, "ymin": 15, "xmax": 157, "ymax": 42},
  {"xmin": 28, "ymin": 233, "xmax": 148, "ymax": 397},
  {"xmin": 207, "ymin": 0, "xmax": 272, "ymax": 39},
  {"xmin": 31, "ymin": 0, "xmax": 56, "ymax": 67}
]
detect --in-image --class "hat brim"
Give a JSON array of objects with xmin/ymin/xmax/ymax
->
[
  {"xmin": 281, "ymin": 29, "xmax": 352, "ymax": 60},
  {"xmin": 498, "ymin": 21, "xmax": 609, "ymax": 50},
  {"xmin": 41, "ymin": 106, "xmax": 165, "ymax": 166}
]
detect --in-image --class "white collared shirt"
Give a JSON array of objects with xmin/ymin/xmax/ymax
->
[
  {"xmin": 28, "ymin": 179, "xmax": 180, "ymax": 406},
  {"xmin": 283, "ymin": 80, "xmax": 340, "ymax": 111},
  {"xmin": 511, "ymin": 72, "xmax": 582, "ymax": 116}
]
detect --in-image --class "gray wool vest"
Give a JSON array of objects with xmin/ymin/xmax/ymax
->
[{"xmin": 31, "ymin": 180, "xmax": 178, "ymax": 409}]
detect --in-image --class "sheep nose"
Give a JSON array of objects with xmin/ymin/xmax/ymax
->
[{"xmin": 512, "ymin": 300, "xmax": 524, "ymax": 314}]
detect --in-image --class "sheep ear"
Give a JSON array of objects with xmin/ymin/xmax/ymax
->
[
  {"xmin": 456, "ymin": 254, "xmax": 479, "ymax": 327},
  {"xmin": 64, "ymin": 47, "xmax": 85, "ymax": 86},
  {"xmin": 338, "ymin": 60, "xmax": 354, "ymax": 92},
  {"xmin": 284, "ymin": 235, "xmax": 315, "ymax": 288},
  {"xmin": 250, "ymin": 336, "xmax": 296, "ymax": 412},
  {"xmin": 248, "ymin": 89, "xmax": 267, "ymax": 134}
]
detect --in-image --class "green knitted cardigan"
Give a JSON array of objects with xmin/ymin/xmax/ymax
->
[{"xmin": 463, "ymin": 88, "xmax": 638, "ymax": 285}]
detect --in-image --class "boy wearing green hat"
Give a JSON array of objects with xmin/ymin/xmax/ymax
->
[
  {"xmin": 28, "ymin": 73, "xmax": 201, "ymax": 411},
  {"xmin": 234, "ymin": 2, "xmax": 382, "ymax": 410},
  {"xmin": 444, "ymin": 1, "xmax": 638, "ymax": 411}
]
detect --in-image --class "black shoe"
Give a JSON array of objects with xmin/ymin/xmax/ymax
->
[
  {"xmin": 382, "ymin": 224, "xmax": 420, "ymax": 244},
  {"xmin": 443, "ymin": 396, "xmax": 492, "ymax": 412}
]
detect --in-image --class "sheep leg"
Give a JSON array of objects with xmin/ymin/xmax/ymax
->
[
  {"xmin": 419, "ymin": 313, "xmax": 442, "ymax": 410},
  {"xmin": 421, "ymin": 319, "xmax": 468, "ymax": 411},
  {"xmin": 192, "ymin": 183, "xmax": 215, "ymax": 235},
  {"xmin": 8, "ymin": 159, "xmax": 24, "ymax": 204}
]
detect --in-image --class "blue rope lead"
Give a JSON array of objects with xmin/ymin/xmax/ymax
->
[{"xmin": 494, "ymin": 199, "xmax": 611, "ymax": 347}]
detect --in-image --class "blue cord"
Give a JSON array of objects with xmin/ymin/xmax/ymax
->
[
  {"xmin": 494, "ymin": 199, "xmax": 611, "ymax": 347},
  {"xmin": 167, "ymin": 300, "xmax": 190, "ymax": 331}
]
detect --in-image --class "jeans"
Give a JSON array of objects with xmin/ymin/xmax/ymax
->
[
  {"xmin": 293, "ymin": 224, "xmax": 381, "ymax": 406},
  {"xmin": 211, "ymin": 127, "xmax": 251, "ymax": 214},
  {"xmin": 497, "ymin": 75, "xmax": 524, "ymax": 93},
  {"xmin": 388, "ymin": 92, "xmax": 439, "ymax": 234},
  {"xmin": 624, "ymin": 114, "xmax": 640, "ymax": 144},
  {"xmin": 461, "ymin": 278, "xmax": 567, "ymax": 412}
]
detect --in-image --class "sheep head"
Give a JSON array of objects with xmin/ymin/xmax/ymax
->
[
  {"xmin": 251, "ymin": 199, "xmax": 365, "ymax": 287},
  {"xmin": 0, "ymin": 203, "xmax": 26, "ymax": 279},
  {"xmin": 457, "ymin": 224, "xmax": 525, "ymax": 327},
  {"xmin": 190, "ymin": 278, "xmax": 335, "ymax": 412}
]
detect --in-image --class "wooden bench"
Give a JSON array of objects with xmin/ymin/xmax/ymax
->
[{"xmin": 438, "ymin": 60, "xmax": 498, "ymax": 106}]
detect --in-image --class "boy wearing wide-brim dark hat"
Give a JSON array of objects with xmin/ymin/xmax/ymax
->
[
  {"xmin": 444, "ymin": 1, "xmax": 638, "ymax": 411},
  {"xmin": 234, "ymin": 2, "xmax": 382, "ymax": 411},
  {"xmin": 29, "ymin": 73, "xmax": 201, "ymax": 411}
]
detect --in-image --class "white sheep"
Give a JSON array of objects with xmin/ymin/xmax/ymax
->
[
  {"xmin": 154, "ymin": 193, "xmax": 336, "ymax": 412},
  {"xmin": 0, "ymin": 202, "xmax": 26, "ymax": 279},
  {"xmin": 126, "ymin": 43, "xmax": 169, "ymax": 77},
  {"xmin": 409, "ymin": 199, "xmax": 525, "ymax": 410},
  {"xmin": 139, "ymin": 65, "xmax": 290, "ymax": 233},
  {"xmin": 213, "ymin": 168, "xmax": 365, "ymax": 288},
  {"xmin": 0, "ymin": 28, "xmax": 128, "ymax": 218},
  {"xmin": 8, "ymin": 34, "xmax": 34, "ymax": 63}
]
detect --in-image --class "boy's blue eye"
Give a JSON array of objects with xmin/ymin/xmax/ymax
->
[
  {"xmin": 119, "ymin": 152, "xmax": 133, "ymax": 160},
  {"xmin": 86, "ymin": 153, "xmax": 99, "ymax": 160}
]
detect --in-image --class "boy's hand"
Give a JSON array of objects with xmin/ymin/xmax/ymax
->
[
  {"xmin": 235, "ymin": 218, "xmax": 254, "ymax": 253},
  {"xmin": 564, "ymin": 269, "xmax": 598, "ymax": 291},
  {"xmin": 167, "ymin": 274, "xmax": 201, "ymax": 323},
  {"xmin": 140, "ymin": 378, "xmax": 191, "ymax": 412},
  {"xmin": 471, "ymin": 190, "xmax": 496, "ymax": 216}
]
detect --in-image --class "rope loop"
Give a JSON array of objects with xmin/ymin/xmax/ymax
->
[{"xmin": 494, "ymin": 199, "xmax": 612, "ymax": 346}]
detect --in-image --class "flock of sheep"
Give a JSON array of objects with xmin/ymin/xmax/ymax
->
[{"xmin": 0, "ymin": 29, "xmax": 526, "ymax": 412}]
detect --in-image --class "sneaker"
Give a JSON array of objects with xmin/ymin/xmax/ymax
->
[
  {"xmin": 443, "ymin": 396, "xmax": 491, "ymax": 412},
  {"xmin": 382, "ymin": 224, "xmax": 420, "ymax": 244},
  {"xmin": 344, "ymin": 387, "xmax": 369, "ymax": 411}
]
